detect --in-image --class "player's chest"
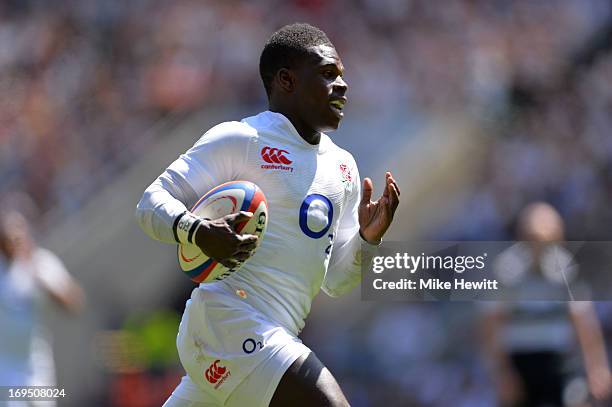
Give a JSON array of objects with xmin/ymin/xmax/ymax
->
[{"xmin": 243, "ymin": 143, "xmax": 354, "ymax": 217}]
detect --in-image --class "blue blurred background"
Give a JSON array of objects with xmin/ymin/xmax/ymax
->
[{"xmin": 1, "ymin": 0, "xmax": 612, "ymax": 405}]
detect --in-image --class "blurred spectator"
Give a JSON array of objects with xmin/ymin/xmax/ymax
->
[
  {"xmin": 481, "ymin": 203, "xmax": 611, "ymax": 407},
  {"xmin": 0, "ymin": 0, "xmax": 611, "ymax": 240},
  {"xmin": 0, "ymin": 209, "xmax": 85, "ymax": 405}
]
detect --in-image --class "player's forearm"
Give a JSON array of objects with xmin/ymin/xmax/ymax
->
[
  {"xmin": 47, "ymin": 281, "xmax": 85, "ymax": 314},
  {"xmin": 323, "ymin": 230, "xmax": 376, "ymax": 297},
  {"xmin": 570, "ymin": 303, "xmax": 611, "ymax": 373},
  {"xmin": 480, "ymin": 311, "xmax": 515, "ymax": 373},
  {"xmin": 136, "ymin": 178, "xmax": 193, "ymax": 244}
]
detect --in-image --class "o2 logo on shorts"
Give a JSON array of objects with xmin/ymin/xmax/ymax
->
[
  {"xmin": 299, "ymin": 194, "xmax": 333, "ymax": 239},
  {"xmin": 242, "ymin": 338, "xmax": 264, "ymax": 354}
]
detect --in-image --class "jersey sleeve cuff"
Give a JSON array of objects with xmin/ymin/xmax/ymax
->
[
  {"xmin": 174, "ymin": 212, "xmax": 203, "ymax": 245},
  {"xmin": 359, "ymin": 230, "xmax": 382, "ymax": 247}
]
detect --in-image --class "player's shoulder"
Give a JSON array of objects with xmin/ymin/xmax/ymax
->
[
  {"xmin": 195, "ymin": 120, "xmax": 258, "ymax": 147},
  {"xmin": 321, "ymin": 134, "xmax": 358, "ymax": 168}
]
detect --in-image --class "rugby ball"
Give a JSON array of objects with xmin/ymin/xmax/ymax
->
[{"xmin": 178, "ymin": 181, "xmax": 268, "ymax": 283}]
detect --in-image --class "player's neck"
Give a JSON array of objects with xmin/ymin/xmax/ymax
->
[{"xmin": 268, "ymin": 107, "xmax": 320, "ymax": 145}]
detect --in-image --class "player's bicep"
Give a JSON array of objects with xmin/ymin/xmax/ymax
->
[
  {"xmin": 168, "ymin": 127, "xmax": 252, "ymax": 200},
  {"xmin": 136, "ymin": 126, "xmax": 253, "ymax": 243},
  {"xmin": 161, "ymin": 154, "xmax": 208, "ymax": 209}
]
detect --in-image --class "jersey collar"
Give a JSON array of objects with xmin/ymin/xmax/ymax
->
[{"xmin": 262, "ymin": 111, "xmax": 327, "ymax": 152}]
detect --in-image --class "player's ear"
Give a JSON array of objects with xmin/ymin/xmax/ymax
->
[{"xmin": 276, "ymin": 68, "xmax": 295, "ymax": 93}]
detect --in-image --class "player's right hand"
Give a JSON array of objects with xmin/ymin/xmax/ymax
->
[{"xmin": 194, "ymin": 211, "xmax": 259, "ymax": 269}]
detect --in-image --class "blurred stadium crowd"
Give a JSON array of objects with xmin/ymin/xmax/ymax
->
[
  {"xmin": 1, "ymin": 0, "xmax": 611, "ymax": 236},
  {"xmin": 1, "ymin": 0, "xmax": 612, "ymax": 406}
]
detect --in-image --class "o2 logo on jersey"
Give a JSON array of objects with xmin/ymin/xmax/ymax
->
[{"xmin": 299, "ymin": 194, "xmax": 333, "ymax": 239}]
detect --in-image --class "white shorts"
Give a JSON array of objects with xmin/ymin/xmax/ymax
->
[{"xmin": 165, "ymin": 285, "xmax": 310, "ymax": 407}]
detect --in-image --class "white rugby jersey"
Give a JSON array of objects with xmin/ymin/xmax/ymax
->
[
  {"xmin": 137, "ymin": 111, "xmax": 375, "ymax": 334},
  {"xmin": 0, "ymin": 248, "xmax": 68, "ymax": 387}
]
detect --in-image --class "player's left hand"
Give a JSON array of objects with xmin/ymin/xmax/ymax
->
[{"xmin": 358, "ymin": 172, "xmax": 400, "ymax": 244}]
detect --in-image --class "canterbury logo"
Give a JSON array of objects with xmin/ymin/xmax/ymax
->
[
  {"xmin": 205, "ymin": 360, "xmax": 230, "ymax": 388},
  {"xmin": 205, "ymin": 360, "xmax": 227, "ymax": 383},
  {"xmin": 261, "ymin": 146, "xmax": 292, "ymax": 165}
]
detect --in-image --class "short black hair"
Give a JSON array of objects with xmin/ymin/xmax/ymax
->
[{"xmin": 259, "ymin": 23, "xmax": 333, "ymax": 98}]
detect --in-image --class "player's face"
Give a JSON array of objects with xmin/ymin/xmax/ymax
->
[
  {"xmin": 293, "ymin": 45, "xmax": 348, "ymax": 132},
  {"xmin": 0, "ymin": 213, "xmax": 32, "ymax": 259}
]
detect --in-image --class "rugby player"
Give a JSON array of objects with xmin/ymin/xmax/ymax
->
[{"xmin": 136, "ymin": 23, "xmax": 400, "ymax": 407}]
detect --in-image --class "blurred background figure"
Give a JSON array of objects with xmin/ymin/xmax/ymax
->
[
  {"xmin": 481, "ymin": 203, "xmax": 611, "ymax": 407},
  {"xmin": 0, "ymin": 209, "xmax": 85, "ymax": 406}
]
